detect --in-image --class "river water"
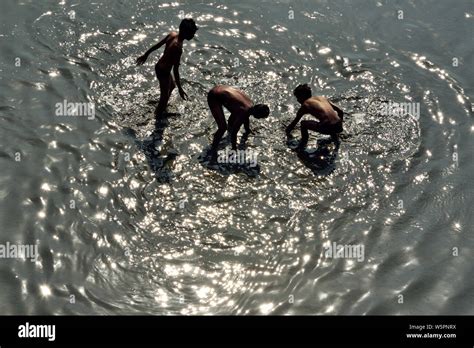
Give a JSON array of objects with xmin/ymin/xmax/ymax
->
[{"xmin": 0, "ymin": 0, "xmax": 473, "ymax": 314}]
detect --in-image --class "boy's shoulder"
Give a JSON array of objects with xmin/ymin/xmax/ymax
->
[
  {"xmin": 308, "ymin": 96, "xmax": 330, "ymax": 107},
  {"xmin": 302, "ymin": 97, "xmax": 318, "ymax": 107},
  {"xmin": 312, "ymin": 96, "xmax": 328, "ymax": 103},
  {"xmin": 303, "ymin": 97, "xmax": 326, "ymax": 112}
]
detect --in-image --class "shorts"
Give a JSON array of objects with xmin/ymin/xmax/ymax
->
[{"xmin": 315, "ymin": 121, "xmax": 343, "ymax": 135}]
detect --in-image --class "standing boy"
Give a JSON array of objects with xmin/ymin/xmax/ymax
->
[{"xmin": 136, "ymin": 19, "xmax": 198, "ymax": 120}]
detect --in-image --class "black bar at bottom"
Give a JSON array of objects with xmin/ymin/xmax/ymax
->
[{"xmin": 0, "ymin": 315, "xmax": 472, "ymax": 347}]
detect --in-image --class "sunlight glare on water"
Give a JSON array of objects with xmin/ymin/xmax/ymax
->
[{"xmin": 0, "ymin": 0, "xmax": 472, "ymax": 316}]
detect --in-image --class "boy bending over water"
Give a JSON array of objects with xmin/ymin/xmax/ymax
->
[
  {"xmin": 207, "ymin": 85, "xmax": 270, "ymax": 162},
  {"xmin": 136, "ymin": 19, "xmax": 198, "ymax": 121},
  {"xmin": 286, "ymin": 84, "xmax": 344, "ymax": 150}
]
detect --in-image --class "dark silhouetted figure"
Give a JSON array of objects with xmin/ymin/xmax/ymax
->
[
  {"xmin": 286, "ymin": 84, "xmax": 344, "ymax": 150},
  {"xmin": 207, "ymin": 85, "xmax": 270, "ymax": 162},
  {"xmin": 136, "ymin": 18, "xmax": 198, "ymax": 122}
]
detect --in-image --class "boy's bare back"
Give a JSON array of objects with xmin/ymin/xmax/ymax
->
[
  {"xmin": 210, "ymin": 85, "xmax": 253, "ymax": 116},
  {"xmin": 302, "ymin": 97, "xmax": 340, "ymax": 125}
]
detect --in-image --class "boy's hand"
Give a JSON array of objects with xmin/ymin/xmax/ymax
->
[
  {"xmin": 136, "ymin": 55, "xmax": 148, "ymax": 66},
  {"xmin": 179, "ymin": 88, "xmax": 188, "ymax": 100}
]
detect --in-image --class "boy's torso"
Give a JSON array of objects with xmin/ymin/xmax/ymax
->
[{"xmin": 157, "ymin": 32, "xmax": 182, "ymax": 70}]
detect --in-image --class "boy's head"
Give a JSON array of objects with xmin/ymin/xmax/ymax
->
[
  {"xmin": 179, "ymin": 18, "xmax": 198, "ymax": 40},
  {"xmin": 294, "ymin": 84, "xmax": 312, "ymax": 104},
  {"xmin": 250, "ymin": 104, "xmax": 270, "ymax": 119}
]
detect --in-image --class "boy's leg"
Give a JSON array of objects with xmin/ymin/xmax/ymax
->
[
  {"xmin": 328, "ymin": 121, "xmax": 343, "ymax": 144},
  {"xmin": 168, "ymin": 75, "xmax": 176, "ymax": 99},
  {"xmin": 208, "ymin": 93, "xmax": 227, "ymax": 161},
  {"xmin": 301, "ymin": 120, "xmax": 342, "ymax": 146},
  {"xmin": 332, "ymin": 111, "xmax": 344, "ymax": 144},
  {"xmin": 299, "ymin": 120, "xmax": 319, "ymax": 149},
  {"xmin": 155, "ymin": 74, "xmax": 171, "ymax": 119}
]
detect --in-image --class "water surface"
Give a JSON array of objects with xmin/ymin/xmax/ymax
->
[{"xmin": 0, "ymin": 0, "xmax": 473, "ymax": 314}]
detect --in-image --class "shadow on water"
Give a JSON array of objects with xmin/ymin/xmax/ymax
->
[
  {"xmin": 287, "ymin": 136, "xmax": 341, "ymax": 176},
  {"xmin": 124, "ymin": 112, "xmax": 180, "ymax": 183},
  {"xmin": 197, "ymin": 132, "xmax": 261, "ymax": 178}
]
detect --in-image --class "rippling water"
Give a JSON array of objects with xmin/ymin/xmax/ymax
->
[{"xmin": 0, "ymin": 0, "xmax": 473, "ymax": 315}]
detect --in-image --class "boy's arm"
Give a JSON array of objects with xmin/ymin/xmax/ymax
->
[
  {"xmin": 329, "ymin": 101, "xmax": 344, "ymax": 121},
  {"xmin": 286, "ymin": 107, "xmax": 306, "ymax": 134},
  {"xmin": 243, "ymin": 118, "xmax": 252, "ymax": 134},
  {"xmin": 136, "ymin": 35, "xmax": 169, "ymax": 65},
  {"xmin": 329, "ymin": 101, "xmax": 343, "ymax": 114},
  {"xmin": 173, "ymin": 63, "xmax": 188, "ymax": 100},
  {"xmin": 230, "ymin": 118, "xmax": 244, "ymax": 150},
  {"xmin": 230, "ymin": 128, "xmax": 238, "ymax": 150}
]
